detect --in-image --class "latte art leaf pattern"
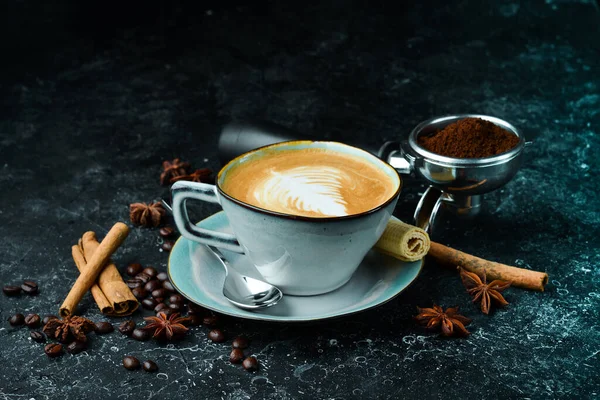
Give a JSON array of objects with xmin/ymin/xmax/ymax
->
[{"xmin": 253, "ymin": 166, "xmax": 350, "ymax": 217}]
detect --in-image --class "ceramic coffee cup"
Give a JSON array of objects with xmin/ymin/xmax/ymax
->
[{"xmin": 171, "ymin": 141, "xmax": 401, "ymax": 296}]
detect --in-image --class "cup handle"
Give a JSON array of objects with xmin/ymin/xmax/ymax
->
[{"xmin": 171, "ymin": 181, "xmax": 245, "ymax": 254}]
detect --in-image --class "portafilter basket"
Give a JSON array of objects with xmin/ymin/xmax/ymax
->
[{"xmin": 387, "ymin": 114, "xmax": 528, "ymax": 232}]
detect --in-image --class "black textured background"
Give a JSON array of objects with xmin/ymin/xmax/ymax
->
[{"xmin": 1, "ymin": 1, "xmax": 599, "ymax": 399}]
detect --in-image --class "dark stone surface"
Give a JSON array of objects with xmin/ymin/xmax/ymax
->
[{"xmin": 1, "ymin": 0, "xmax": 599, "ymax": 398}]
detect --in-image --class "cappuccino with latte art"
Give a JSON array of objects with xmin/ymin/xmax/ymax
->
[{"xmin": 221, "ymin": 146, "xmax": 398, "ymax": 218}]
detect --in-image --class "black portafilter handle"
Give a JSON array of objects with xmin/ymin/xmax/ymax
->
[{"xmin": 217, "ymin": 120, "xmax": 399, "ymax": 166}]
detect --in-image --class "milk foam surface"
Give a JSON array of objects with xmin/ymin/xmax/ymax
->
[{"xmin": 221, "ymin": 147, "xmax": 397, "ymax": 218}]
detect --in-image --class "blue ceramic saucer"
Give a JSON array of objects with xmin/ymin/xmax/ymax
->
[{"xmin": 168, "ymin": 212, "xmax": 423, "ymax": 322}]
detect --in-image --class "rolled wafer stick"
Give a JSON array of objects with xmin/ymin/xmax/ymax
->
[
  {"xmin": 375, "ymin": 219, "xmax": 430, "ymax": 262},
  {"xmin": 427, "ymin": 242, "xmax": 548, "ymax": 292},
  {"xmin": 71, "ymin": 245, "xmax": 114, "ymax": 315},
  {"xmin": 59, "ymin": 222, "xmax": 129, "ymax": 317},
  {"xmin": 80, "ymin": 232, "xmax": 138, "ymax": 316}
]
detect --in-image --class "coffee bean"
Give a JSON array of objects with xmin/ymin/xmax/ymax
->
[
  {"xmin": 132, "ymin": 328, "xmax": 151, "ymax": 341},
  {"xmin": 126, "ymin": 263, "xmax": 143, "ymax": 276},
  {"xmin": 162, "ymin": 281, "xmax": 175, "ymax": 292},
  {"xmin": 232, "ymin": 336, "xmax": 250, "ymax": 349},
  {"xmin": 119, "ymin": 320, "xmax": 136, "ymax": 336},
  {"xmin": 230, "ymin": 348, "xmax": 245, "ymax": 364},
  {"xmin": 144, "ymin": 280, "xmax": 162, "ymax": 292},
  {"xmin": 45, "ymin": 343, "xmax": 63, "ymax": 358},
  {"xmin": 66, "ymin": 340, "xmax": 87, "ymax": 354},
  {"xmin": 25, "ymin": 314, "xmax": 41, "ymax": 328},
  {"xmin": 169, "ymin": 294, "xmax": 184, "ymax": 304},
  {"xmin": 208, "ymin": 329, "xmax": 226, "ymax": 343},
  {"xmin": 156, "ymin": 271, "xmax": 169, "ymax": 282},
  {"xmin": 142, "ymin": 360, "xmax": 159, "ymax": 372},
  {"xmin": 151, "ymin": 288, "xmax": 167, "ymax": 299},
  {"xmin": 142, "ymin": 267, "xmax": 157, "ymax": 278},
  {"xmin": 188, "ymin": 302, "xmax": 204, "ymax": 315},
  {"xmin": 158, "ymin": 308, "xmax": 174, "ymax": 317},
  {"xmin": 242, "ymin": 356, "xmax": 259, "ymax": 372},
  {"xmin": 131, "ymin": 287, "xmax": 147, "ymax": 300},
  {"xmin": 42, "ymin": 315, "xmax": 58, "ymax": 326},
  {"xmin": 21, "ymin": 280, "xmax": 39, "ymax": 295},
  {"xmin": 142, "ymin": 298, "xmax": 158, "ymax": 310},
  {"xmin": 8, "ymin": 313, "xmax": 25, "ymax": 326},
  {"xmin": 202, "ymin": 314, "xmax": 219, "ymax": 327},
  {"xmin": 30, "ymin": 331, "xmax": 46, "ymax": 343},
  {"xmin": 168, "ymin": 303, "xmax": 181, "ymax": 312},
  {"xmin": 126, "ymin": 279, "xmax": 143, "ymax": 289},
  {"xmin": 135, "ymin": 273, "xmax": 152, "ymax": 284},
  {"xmin": 123, "ymin": 355, "xmax": 141, "ymax": 370},
  {"xmin": 187, "ymin": 314, "xmax": 202, "ymax": 326},
  {"xmin": 161, "ymin": 241, "xmax": 174, "ymax": 252},
  {"xmin": 153, "ymin": 302, "xmax": 168, "ymax": 313},
  {"xmin": 159, "ymin": 226, "xmax": 175, "ymax": 238},
  {"xmin": 95, "ymin": 321, "xmax": 114, "ymax": 334},
  {"xmin": 3, "ymin": 285, "xmax": 21, "ymax": 296}
]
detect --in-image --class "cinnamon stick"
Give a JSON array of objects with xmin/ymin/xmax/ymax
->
[
  {"xmin": 59, "ymin": 222, "xmax": 129, "ymax": 317},
  {"xmin": 79, "ymin": 232, "xmax": 138, "ymax": 316},
  {"xmin": 71, "ymin": 245, "xmax": 114, "ymax": 315},
  {"xmin": 428, "ymin": 242, "xmax": 548, "ymax": 291}
]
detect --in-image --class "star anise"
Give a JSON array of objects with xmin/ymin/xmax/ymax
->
[
  {"xmin": 143, "ymin": 312, "xmax": 189, "ymax": 341},
  {"xmin": 169, "ymin": 168, "xmax": 213, "ymax": 184},
  {"xmin": 459, "ymin": 267, "xmax": 511, "ymax": 315},
  {"xmin": 414, "ymin": 305, "xmax": 472, "ymax": 337},
  {"xmin": 129, "ymin": 202, "xmax": 165, "ymax": 227},
  {"xmin": 160, "ymin": 158, "xmax": 191, "ymax": 186},
  {"xmin": 43, "ymin": 316, "xmax": 96, "ymax": 343}
]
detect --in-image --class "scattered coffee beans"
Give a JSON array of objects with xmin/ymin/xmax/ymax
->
[
  {"xmin": 161, "ymin": 241, "xmax": 174, "ymax": 252},
  {"xmin": 131, "ymin": 287, "xmax": 147, "ymax": 300},
  {"xmin": 168, "ymin": 303, "xmax": 181, "ymax": 312},
  {"xmin": 126, "ymin": 263, "xmax": 143, "ymax": 276},
  {"xmin": 132, "ymin": 328, "xmax": 151, "ymax": 341},
  {"xmin": 158, "ymin": 308, "xmax": 173, "ymax": 317},
  {"xmin": 232, "ymin": 336, "xmax": 250, "ymax": 349},
  {"xmin": 142, "ymin": 267, "xmax": 157, "ymax": 278},
  {"xmin": 95, "ymin": 322, "xmax": 114, "ymax": 334},
  {"xmin": 159, "ymin": 226, "xmax": 175, "ymax": 238},
  {"xmin": 242, "ymin": 356, "xmax": 259, "ymax": 372},
  {"xmin": 162, "ymin": 281, "xmax": 175, "ymax": 292},
  {"xmin": 187, "ymin": 314, "xmax": 202, "ymax": 326},
  {"xmin": 202, "ymin": 315, "xmax": 219, "ymax": 327},
  {"xmin": 9, "ymin": 313, "xmax": 25, "ymax": 326},
  {"xmin": 230, "ymin": 348, "xmax": 244, "ymax": 364},
  {"xmin": 156, "ymin": 272, "xmax": 169, "ymax": 282},
  {"xmin": 169, "ymin": 294, "xmax": 184, "ymax": 304},
  {"xmin": 208, "ymin": 329, "xmax": 226, "ymax": 343},
  {"xmin": 66, "ymin": 340, "xmax": 87, "ymax": 354},
  {"xmin": 142, "ymin": 298, "xmax": 158, "ymax": 310},
  {"xmin": 45, "ymin": 343, "xmax": 63, "ymax": 358},
  {"xmin": 154, "ymin": 303, "xmax": 169, "ymax": 313},
  {"xmin": 119, "ymin": 320, "xmax": 136, "ymax": 336},
  {"xmin": 135, "ymin": 273, "xmax": 152, "ymax": 284},
  {"xmin": 25, "ymin": 314, "xmax": 41, "ymax": 328},
  {"xmin": 188, "ymin": 303, "xmax": 204, "ymax": 315},
  {"xmin": 144, "ymin": 280, "xmax": 162, "ymax": 292},
  {"xmin": 30, "ymin": 331, "xmax": 46, "ymax": 343},
  {"xmin": 126, "ymin": 279, "xmax": 143, "ymax": 289},
  {"xmin": 123, "ymin": 355, "xmax": 141, "ymax": 370},
  {"xmin": 42, "ymin": 315, "xmax": 58, "ymax": 325},
  {"xmin": 3, "ymin": 285, "xmax": 21, "ymax": 296},
  {"xmin": 21, "ymin": 280, "xmax": 39, "ymax": 295},
  {"xmin": 143, "ymin": 360, "xmax": 159, "ymax": 372},
  {"xmin": 151, "ymin": 288, "xmax": 167, "ymax": 299}
]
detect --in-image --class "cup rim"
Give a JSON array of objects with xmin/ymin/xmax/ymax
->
[{"xmin": 216, "ymin": 140, "xmax": 402, "ymax": 222}]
